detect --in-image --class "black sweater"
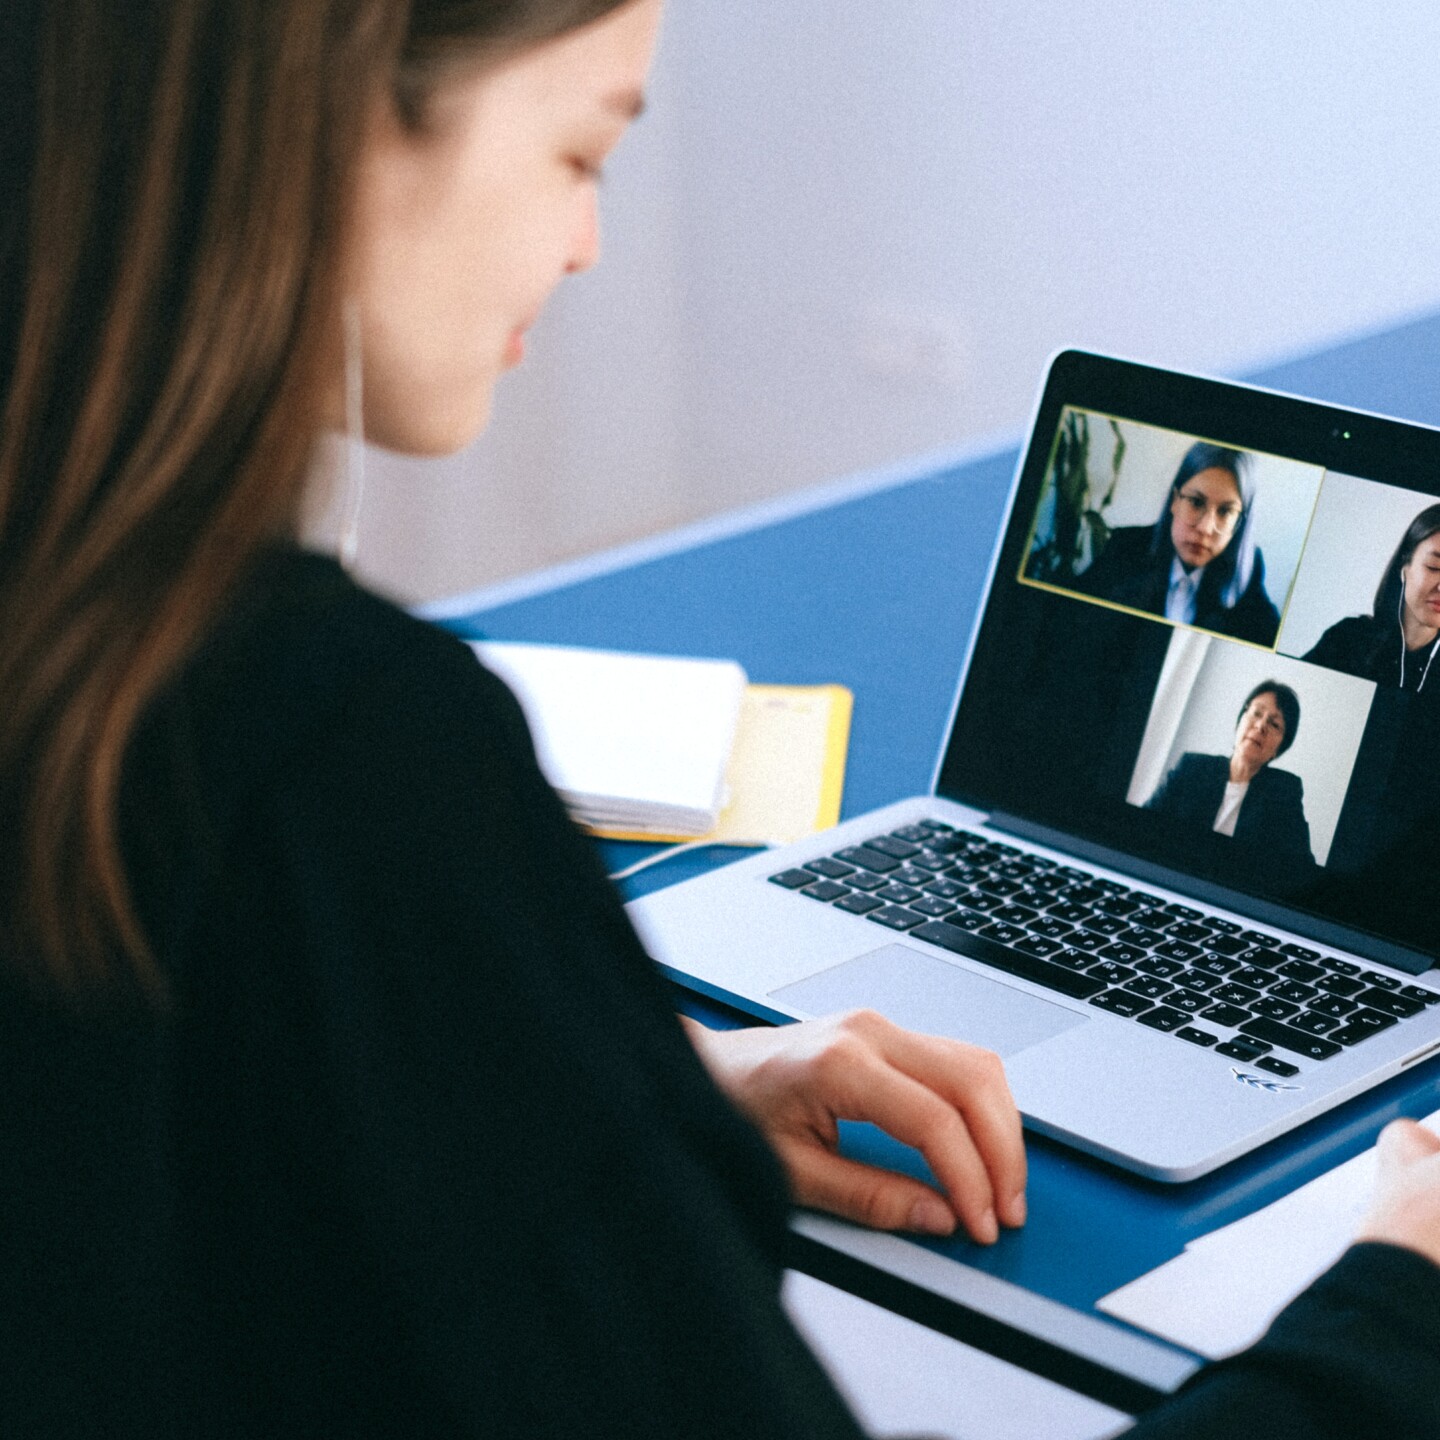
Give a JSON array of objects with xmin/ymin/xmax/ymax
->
[{"xmin": 6, "ymin": 549, "xmax": 1439, "ymax": 1435}]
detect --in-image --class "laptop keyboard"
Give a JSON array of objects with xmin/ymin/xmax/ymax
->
[{"xmin": 770, "ymin": 819, "xmax": 1440, "ymax": 1078}]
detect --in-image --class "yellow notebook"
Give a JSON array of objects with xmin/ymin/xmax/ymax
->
[{"xmin": 593, "ymin": 683, "xmax": 853, "ymax": 847}]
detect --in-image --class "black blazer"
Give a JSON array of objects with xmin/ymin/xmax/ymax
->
[
  {"xmin": 1079, "ymin": 526, "xmax": 1281, "ymax": 646},
  {"xmin": 1146, "ymin": 751, "xmax": 1314, "ymax": 867}
]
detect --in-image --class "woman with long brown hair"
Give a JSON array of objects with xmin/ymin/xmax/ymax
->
[{"xmin": 3, "ymin": 2, "xmax": 1440, "ymax": 1434}]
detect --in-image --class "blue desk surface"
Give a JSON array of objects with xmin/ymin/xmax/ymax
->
[{"xmin": 432, "ymin": 312, "xmax": 1440, "ymax": 1406}]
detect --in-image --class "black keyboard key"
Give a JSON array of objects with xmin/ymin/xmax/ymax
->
[
  {"xmin": 770, "ymin": 869, "xmax": 816, "ymax": 889},
  {"xmin": 1168, "ymin": 989, "xmax": 1211, "ymax": 1014},
  {"xmin": 910, "ymin": 920, "xmax": 1107, "ymax": 1000},
  {"xmin": 909, "ymin": 896, "xmax": 957, "ymax": 918},
  {"xmin": 889, "ymin": 825, "xmax": 933, "ymax": 843},
  {"xmin": 1217, "ymin": 1038, "xmax": 1272, "ymax": 1061},
  {"xmin": 993, "ymin": 903, "xmax": 1040, "ymax": 926},
  {"xmin": 1207, "ymin": 917, "xmax": 1242, "ymax": 934},
  {"xmin": 1310, "ymin": 995, "xmax": 1358, "ymax": 1020},
  {"xmin": 1239, "ymin": 946, "xmax": 1286, "ymax": 969},
  {"xmin": 979, "ymin": 921, "xmax": 1028, "ymax": 946},
  {"xmin": 961, "ymin": 890, "xmax": 1004, "ymax": 913},
  {"xmin": 845, "ymin": 870, "xmax": 887, "ymax": 892},
  {"xmin": 1096, "ymin": 895, "xmax": 1142, "ymax": 917},
  {"xmin": 1098, "ymin": 942, "xmax": 1147, "ymax": 966},
  {"xmin": 1357, "ymin": 988, "xmax": 1425, "ymax": 1019},
  {"xmin": 1293, "ymin": 1011, "xmax": 1340, "ymax": 1035},
  {"xmin": 1277, "ymin": 959, "xmax": 1325, "ymax": 983},
  {"xmin": 911, "ymin": 853, "xmax": 953, "ymax": 873},
  {"xmin": 875, "ymin": 883, "xmax": 921, "ymax": 904},
  {"xmin": 1231, "ymin": 966, "xmax": 1278, "ymax": 990},
  {"xmin": 1052, "ymin": 947, "xmax": 1098, "ymax": 971},
  {"xmin": 1204, "ymin": 934, "xmax": 1249, "ymax": 957},
  {"xmin": 1177, "ymin": 1027, "xmax": 1219, "ymax": 1048},
  {"xmin": 1154, "ymin": 939, "xmax": 1202, "ymax": 962},
  {"xmin": 866, "ymin": 835, "xmax": 920, "ymax": 859},
  {"xmin": 1240, "ymin": 1016, "xmax": 1342, "ymax": 1059},
  {"xmin": 1255, "ymin": 1056, "xmax": 1301, "ymax": 1077},
  {"xmin": 1029, "ymin": 917, "xmax": 1074, "ymax": 940},
  {"xmin": 1324, "ymin": 958, "xmax": 1362, "ymax": 977},
  {"xmin": 1280, "ymin": 943, "xmax": 1321, "ymax": 960},
  {"xmin": 1338, "ymin": 1007, "xmax": 1397, "ymax": 1034},
  {"xmin": 1085, "ymin": 915, "xmax": 1130, "ymax": 937},
  {"xmin": 1213, "ymin": 983, "xmax": 1261, "ymax": 1007},
  {"xmin": 867, "ymin": 905, "xmax": 926, "ymax": 932},
  {"xmin": 1361, "ymin": 970, "xmax": 1400, "ymax": 991},
  {"xmin": 977, "ymin": 877, "xmax": 1023, "ymax": 899},
  {"xmin": 890, "ymin": 865, "xmax": 932, "ymax": 888},
  {"xmin": 1195, "ymin": 955, "xmax": 1239, "ymax": 977},
  {"xmin": 1328, "ymin": 1020, "xmax": 1384, "ymax": 1046},
  {"xmin": 1164, "ymin": 903, "xmax": 1204, "ymax": 921},
  {"xmin": 834, "ymin": 892, "xmax": 884, "ymax": 915},
  {"xmin": 941, "ymin": 908, "xmax": 989, "ymax": 933},
  {"xmin": 1272, "ymin": 980, "xmax": 1318, "ymax": 1004},
  {"xmin": 1252, "ymin": 997, "xmax": 1300, "ymax": 1021},
  {"xmin": 1016, "ymin": 935, "xmax": 1064, "ymax": 959},
  {"xmin": 1046, "ymin": 901, "xmax": 1094, "ymax": 924},
  {"xmin": 1175, "ymin": 969, "xmax": 1220, "ymax": 992},
  {"xmin": 801, "ymin": 880, "xmax": 850, "ymax": 902},
  {"xmin": 1130, "ymin": 910, "xmax": 1173, "ymax": 932},
  {"xmin": 1090, "ymin": 989, "xmax": 1154, "ymax": 1017},
  {"xmin": 1124, "ymin": 976, "xmax": 1175, "ymax": 1000},
  {"xmin": 836, "ymin": 845, "xmax": 900, "ymax": 874},
  {"xmin": 1165, "ymin": 922, "xmax": 1211, "ymax": 944},
  {"xmin": 1088, "ymin": 961, "xmax": 1137, "ymax": 985},
  {"xmin": 1066, "ymin": 930, "xmax": 1110, "ymax": 953},
  {"xmin": 1137, "ymin": 1006, "xmax": 1187, "ymax": 1033},
  {"xmin": 1316, "ymin": 973, "xmax": 1366, "ymax": 998},
  {"xmin": 923, "ymin": 877, "xmax": 965, "ymax": 899},
  {"xmin": 1118, "ymin": 925, "xmax": 1165, "ymax": 949},
  {"xmin": 1201, "ymin": 1003, "xmax": 1252, "ymax": 1029},
  {"xmin": 1400, "ymin": 985, "xmax": 1440, "ymax": 1006},
  {"xmin": 1137, "ymin": 956, "xmax": 1186, "ymax": 979},
  {"xmin": 804, "ymin": 857, "xmax": 854, "ymax": 879}
]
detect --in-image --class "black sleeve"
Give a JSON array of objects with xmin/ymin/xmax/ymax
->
[
  {"xmin": 1123, "ymin": 1242, "xmax": 1440, "ymax": 1437},
  {"xmin": 247, "ymin": 614, "xmax": 870, "ymax": 1439}
]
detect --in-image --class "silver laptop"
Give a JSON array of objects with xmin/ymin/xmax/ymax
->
[{"xmin": 628, "ymin": 350, "xmax": 1440, "ymax": 1182}]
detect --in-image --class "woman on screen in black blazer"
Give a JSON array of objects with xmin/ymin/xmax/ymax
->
[
  {"xmin": 1146, "ymin": 681, "xmax": 1315, "ymax": 868},
  {"xmin": 1303, "ymin": 504, "xmax": 1440, "ymax": 693},
  {"xmin": 1080, "ymin": 442, "xmax": 1282, "ymax": 645},
  {"xmin": 2, "ymin": 1, "xmax": 1440, "ymax": 1435}
]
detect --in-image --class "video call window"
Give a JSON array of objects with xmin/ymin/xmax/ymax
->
[
  {"xmin": 1278, "ymin": 471, "xmax": 1440, "ymax": 695},
  {"xmin": 1126, "ymin": 631, "xmax": 1373, "ymax": 871},
  {"xmin": 1020, "ymin": 408, "xmax": 1325, "ymax": 650}
]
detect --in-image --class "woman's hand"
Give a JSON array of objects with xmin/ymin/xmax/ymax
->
[
  {"xmin": 1357, "ymin": 1119, "xmax": 1440, "ymax": 1266},
  {"xmin": 683, "ymin": 1009, "xmax": 1026, "ymax": 1244}
]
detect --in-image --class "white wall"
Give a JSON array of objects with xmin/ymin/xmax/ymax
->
[{"xmin": 340, "ymin": 1, "xmax": 1440, "ymax": 603}]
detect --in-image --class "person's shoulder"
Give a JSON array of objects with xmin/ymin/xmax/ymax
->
[
  {"xmin": 1307, "ymin": 613, "xmax": 1378, "ymax": 657},
  {"xmin": 153, "ymin": 547, "xmax": 526, "ymax": 805}
]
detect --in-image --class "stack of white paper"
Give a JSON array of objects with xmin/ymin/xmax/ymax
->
[
  {"xmin": 473, "ymin": 641, "xmax": 747, "ymax": 836},
  {"xmin": 1098, "ymin": 1108, "xmax": 1440, "ymax": 1359}
]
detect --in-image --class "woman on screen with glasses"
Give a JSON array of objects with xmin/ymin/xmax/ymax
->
[
  {"xmin": 1081, "ymin": 442, "xmax": 1282, "ymax": 645},
  {"xmin": 1, "ymin": 1, "xmax": 1439, "ymax": 1434}
]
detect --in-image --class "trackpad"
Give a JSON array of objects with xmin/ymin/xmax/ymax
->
[{"xmin": 770, "ymin": 944, "xmax": 1087, "ymax": 1059}]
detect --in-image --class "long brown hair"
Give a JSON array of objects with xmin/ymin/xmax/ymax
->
[{"xmin": 0, "ymin": 0, "xmax": 633, "ymax": 1002}]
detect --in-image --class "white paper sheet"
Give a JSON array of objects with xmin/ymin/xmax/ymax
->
[{"xmin": 1097, "ymin": 1109, "xmax": 1440, "ymax": 1359}]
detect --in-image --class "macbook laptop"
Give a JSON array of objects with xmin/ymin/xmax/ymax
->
[{"xmin": 627, "ymin": 350, "xmax": 1440, "ymax": 1182}]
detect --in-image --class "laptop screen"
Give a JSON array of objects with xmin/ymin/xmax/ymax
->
[{"xmin": 938, "ymin": 351, "xmax": 1440, "ymax": 970}]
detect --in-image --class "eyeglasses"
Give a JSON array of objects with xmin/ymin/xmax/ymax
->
[{"xmin": 1174, "ymin": 489, "xmax": 1243, "ymax": 530}]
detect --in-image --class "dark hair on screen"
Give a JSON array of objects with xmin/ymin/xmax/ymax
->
[
  {"xmin": 0, "ymin": 0, "xmax": 633, "ymax": 1002},
  {"xmin": 1235, "ymin": 681, "xmax": 1300, "ymax": 759},
  {"xmin": 1372, "ymin": 503, "xmax": 1440, "ymax": 624},
  {"xmin": 1148, "ymin": 442, "xmax": 1257, "ymax": 610}
]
